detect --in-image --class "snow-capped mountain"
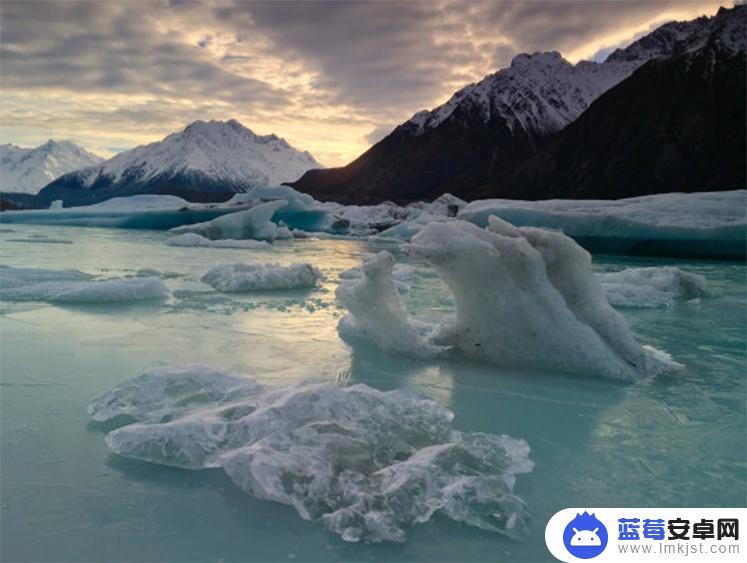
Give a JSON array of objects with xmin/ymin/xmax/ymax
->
[
  {"xmin": 486, "ymin": 19, "xmax": 746, "ymax": 201},
  {"xmin": 0, "ymin": 140, "xmax": 103, "ymax": 194},
  {"xmin": 292, "ymin": 5, "xmax": 745, "ymax": 204},
  {"xmin": 38, "ymin": 119, "xmax": 322, "ymax": 206},
  {"xmin": 403, "ymin": 52, "xmax": 635, "ymax": 141},
  {"xmin": 404, "ymin": 3, "xmax": 744, "ymax": 141}
]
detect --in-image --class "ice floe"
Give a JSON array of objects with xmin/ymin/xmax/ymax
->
[
  {"xmin": 170, "ymin": 200, "xmax": 292, "ymax": 241},
  {"xmin": 458, "ymin": 190, "xmax": 747, "ymax": 259},
  {"xmin": 597, "ymin": 266, "xmax": 709, "ymax": 308},
  {"xmin": 202, "ymin": 262, "xmax": 322, "ymax": 292},
  {"xmin": 0, "ymin": 194, "xmax": 248, "ymax": 230},
  {"xmin": 89, "ymin": 365, "xmax": 533, "ymax": 543},
  {"xmin": 0, "ymin": 265, "xmax": 169, "ymax": 303},
  {"xmin": 166, "ymin": 233, "xmax": 271, "ymax": 249},
  {"xmin": 337, "ymin": 218, "xmax": 678, "ymax": 380}
]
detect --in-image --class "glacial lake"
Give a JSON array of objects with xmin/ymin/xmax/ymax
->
[{"xmin": 1, "ymin": 223, "xmax": 745, "ymax": 562}]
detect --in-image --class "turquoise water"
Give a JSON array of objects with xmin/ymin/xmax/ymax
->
[{"xmin": 1, "ymin": 224, "xmax": 745, "ymax": 562}]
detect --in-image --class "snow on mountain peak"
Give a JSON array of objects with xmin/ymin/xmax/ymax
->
[
  {"xmin": 0, "ymin": 140, "xmax": 103, "ymax": 194},
  {"xmin": 77, "ymin": 119, "xmax": 322, "ymax": 190},
  {"xmin": 608, "ymin": 4, "xmax": 745, "ymax": 63},
  {"xmin": 404, "ymin": 5, "xmax": 745, "ymax": 140},
  {"xmin": 404, "ymin": 49, "xmax": 633, "ymax": 138}
]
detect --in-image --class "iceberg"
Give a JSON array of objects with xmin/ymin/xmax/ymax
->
[
  {"xmin": 0, "ymin": 195, "xmax": 248, "ymax": 230},
  {"xmin": 89, "ymin": 366, "xmax": 533, "ymax": 543},
  {"xmin": 166, "ymin": 233, "xmax": 271, "ymax": 249},
  {"xmin": 337, "ymin": 218, "xmax": 676, "ymax": 380},
  {"xmin": 170, "ymin": 200, "xmax": 292, "ymax": 241},
  {"xmin": 202, "ymin": 262, "xmax": 322, "ymax": 292},
  {"xmin": 458, "ymin": 190, "xmax": 747, "ymax": 260},
  {"xmin": 597, "ymin": 266, "xmax": 709, "ymax": 308},
  {"xmin": 0, "ymin": 265, "xmax": 169, "ymax": 303},
  {"xmin": 226, "ymin": 186, "xmax": 331, "ymax": 232}
]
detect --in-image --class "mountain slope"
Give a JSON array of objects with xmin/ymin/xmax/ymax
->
[
  {"xmin": 490, "ymin": 39, "xmax": 745, "ymax": 200},
  {"xmin": 38, "ymin": 120, "xmax": 321, "ymax": 206},
  {"xmin": 0, "ymin": 140, "xmax": 103, "ymax": 194},
  {"xmin": 292, "ymin": 5, "xmax": 745, "ymax": 204}
]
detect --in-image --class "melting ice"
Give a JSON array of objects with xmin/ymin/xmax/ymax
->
[
  {"xmin": 337, "ymin": 218, "xmax": 678, "ymax": 380},
  {"xmin": 89, "ymin": 365, "xmax": 533, "ymax": 543}
]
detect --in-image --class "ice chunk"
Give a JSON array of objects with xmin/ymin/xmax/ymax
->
[
  {"xmin": 225, "ymin": 186, "xmax": 331, "ymax": 232},
  {"xmin": 336, "ymin": 252, "xmax": 442, "ymax": 358},
  {"xmin": 377, "ymin": 214, "xmax": 450, "ymax": 240},
  {"xmin": 597, "ymin": 266, "xmax": 709, "ymax": 308},
  {"xmin": 0, "ymin": 266, "xmax": 169, "ymax": 303},
  {"xmin": 338, "ymin": 219, "xmax": 674, "ymax": 379},
  {"xmin": 376, "ymin": 194, "xmax": 467, "ymax": 240},
  {"xmin": 170, "ymin": 200, "xmax": 291, "ymax": 241},
  {"xmin": 88, "ymin": 364, "xmax": 263, "ymax": 423},
  {"xmin": 166, "ymin": 233, "xmax": 271, "ymax": 249},
  {"xmin": 90, "ymin": 367, "xmax": 533, "ymax": 542},
  {"xmin": 458, "ymin": 190, "xmax": 747, "ymax": 260},
  {"xmin": 201, "ymin": 262, "xmax": 322, "ymax": 292}
]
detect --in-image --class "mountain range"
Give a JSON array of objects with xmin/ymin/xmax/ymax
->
[
  {"xmin": 0, "ymin": 140, "xmax": 103, "ymax": 195},
  {"xmin": 292, "ymin": 5, "xmax": 745, "ymax": 203},
  {"xmin": 34, "ymin": 120, "xmax": 321, "ymax": 206},
  {"xmin": 1, "ymin": 5, "xmax": 744, "ymax": 209}
]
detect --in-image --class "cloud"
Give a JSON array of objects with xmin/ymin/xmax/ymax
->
[{"xmin": 0, "ymin": 1, "xmax": 288, "ymax": 109}]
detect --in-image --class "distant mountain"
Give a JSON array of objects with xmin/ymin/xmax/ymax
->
[
  {"xmin": 37, "ymin": 119, "xmax": 321, "ymax": 206},
  {"xmin": 0, "ymin": 140, "xmax": 103, "ymax": 195},
  {"xmin": 292, "ymin": 5, "xmax": 746, "ymax": 204}
]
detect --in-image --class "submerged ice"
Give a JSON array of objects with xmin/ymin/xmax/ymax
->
[
  {"xmin": 202, "ymin": 262, "xmax": 322, "ymax": 292},
  {"xmin": 89, "ymin": 365, "xmax": 533, "ymax": 543},
  {"xmin": 597, "ymin": 266, "xmax": 709, "ymax": 308},
  {"xmin": 166, "ymin": 233, "xmax": 272, "ymax": 249},
  {"xmin": 337, "ymin": 218, "xmax": 675, "ymax": 380}
]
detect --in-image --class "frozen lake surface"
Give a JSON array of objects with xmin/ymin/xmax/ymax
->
[{"xmin": 1, "ymin": 223, "xmax": 745, "ymax": 561}]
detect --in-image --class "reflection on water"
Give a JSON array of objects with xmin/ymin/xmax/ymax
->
[{"xmin": 1, "ymin": 223, "xmax": 745, "ymax": 562}]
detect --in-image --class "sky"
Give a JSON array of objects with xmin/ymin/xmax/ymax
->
[{"xmin": 0, "ymin": 0, "xmax": 736, "ymax": 166}]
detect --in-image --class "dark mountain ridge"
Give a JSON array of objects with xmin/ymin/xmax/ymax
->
[{"xmin": 291, "ymin": 5, "xmax": 746, "ymax": 204}]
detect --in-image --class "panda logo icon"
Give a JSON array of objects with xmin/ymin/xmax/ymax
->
[
  {"xmin": 570, "ymin": 527, "xmax": 602, "ymax": 546},
  {"xmin": 563, "ymin": 512, "xmax": 608, "ymax": 559}
]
